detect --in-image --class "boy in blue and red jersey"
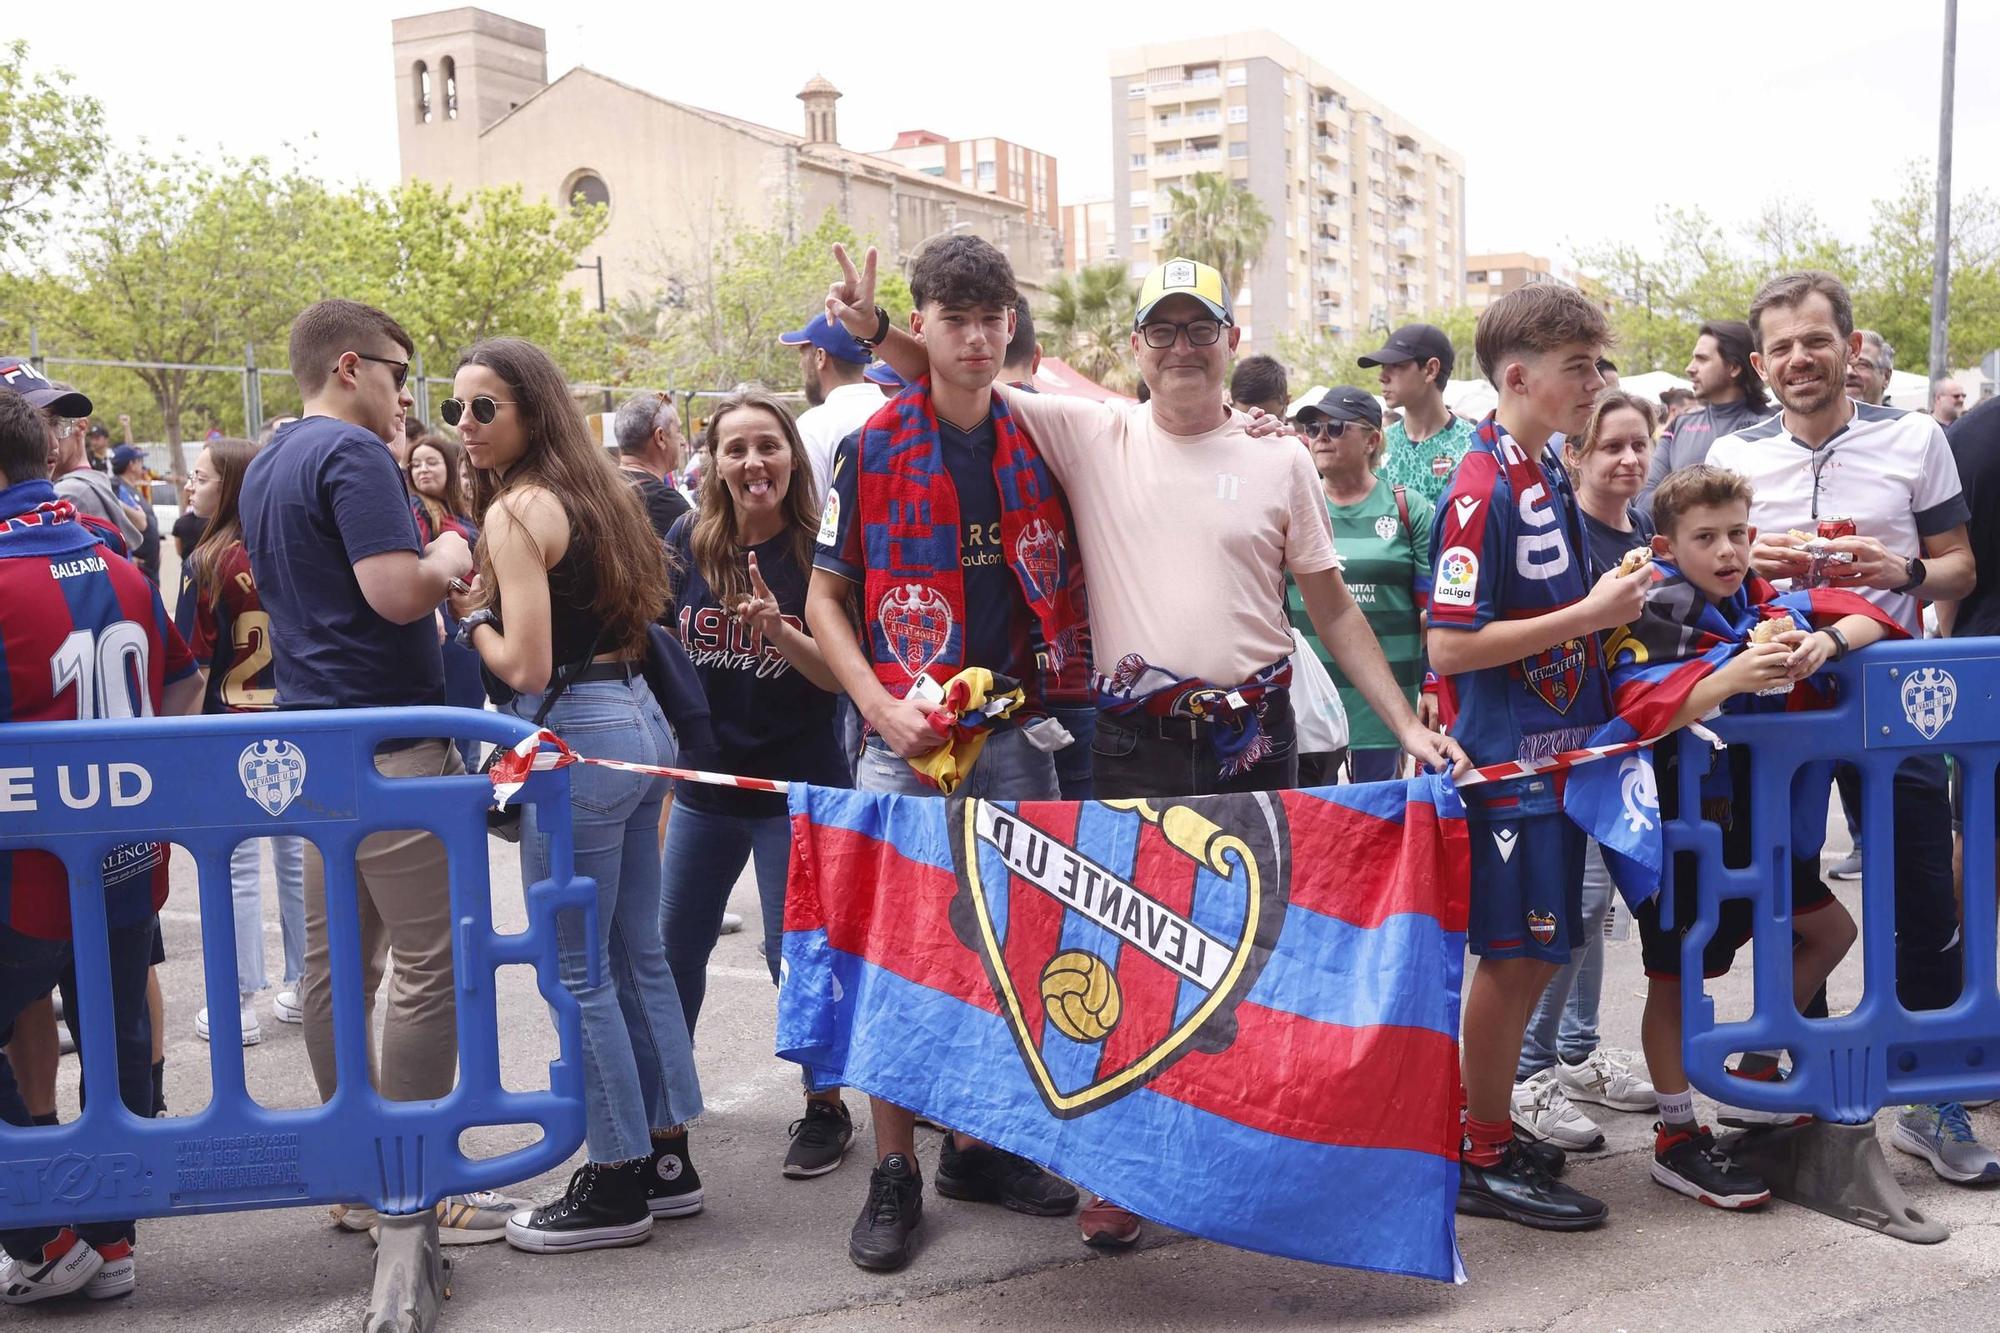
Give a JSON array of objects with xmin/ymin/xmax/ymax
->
[
  {"xmin": 0, "ymin": 389, "xmax": 203, "ymax": 1302},
  {"xmin": 1427, "ymin": 285, "xmax": 1643, "ymax": 1231}
]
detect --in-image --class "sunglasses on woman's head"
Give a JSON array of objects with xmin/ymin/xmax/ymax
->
[{"xmin": 439, "ymin": 395, "xmax": 514, "ymax": 427}]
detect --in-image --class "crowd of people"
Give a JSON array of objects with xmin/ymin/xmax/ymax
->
[{"xmin": 0, "ymin": 230, "xmax": 1995, "ymax": 1303}]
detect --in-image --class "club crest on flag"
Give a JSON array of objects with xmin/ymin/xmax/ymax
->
[
  {"xmin": 1522, "ymin": 637, "xmax": 1587, "ymax": 714},
  {"xmin": 237, "ymin": 739, "xmax": 306, "ymax": 817},
  {"xmin": 878, "ymin": 583, "xmax": 954, "ymax": 678},
  {"xmin": 1013, "ymin": 518, "xmax": 1062, "ymax": 603},
  {"xmin": 948, "ymin": 792, "xmax": 1290, "ymax": 1118}
]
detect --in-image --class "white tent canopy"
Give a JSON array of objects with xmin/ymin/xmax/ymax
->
[
  {"xmin": 1443, "ymin": 378, "xmax": 1497, "ymax": 421},
  {"xmin": 1612, "ymin": 370, "xmax": 1693, "ymax": 403}
]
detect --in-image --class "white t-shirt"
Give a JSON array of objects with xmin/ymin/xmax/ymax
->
[
  {"xmin": 796, "ymin": 382, "xmax": 885, "ymax": 512},
  {"xmin": 1707, "ymin": 400, "xmax": 1970, "ymax": 635},
  {"xmin": 995, "ymin": 387, "xmax": 1338, "ymax": 684}
]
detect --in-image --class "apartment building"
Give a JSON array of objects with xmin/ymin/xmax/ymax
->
[
  {"xmin": 1465, "ymin": 252, "xmax": 1555, "ymax": 310},
  {"xmin": 1059, "ymin": 198, "xmax": 1118, "ymax": 271},
  {"xmin": 1109, "ymin": 32, "xmax": 1466, "ymax": 348},
  {"xmin": 872, "ymin": 130, "xmax": 1060, "ymax": 230}
]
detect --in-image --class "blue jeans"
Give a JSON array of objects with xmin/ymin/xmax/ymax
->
[
  {"xmin": 230, "ymin": 836, "xmax": 305, "ymax": 995},
  {"xmin": 659, "ymin": 802, "xmax": 791, "ymax": 1033},
  {"xmin": 0, "ymin": 916, "xmax": 157, "ymax": 1258},
  {"xmin": 855, "ymin": 725, "xmax": 1060, "ymax": 801},
  {"xmin": 1518, "ymin": 841, "xmax": 1612, "ymax": 1079},
  {"xmin": 440, "ymin": 633, "xmax": 487, "ymax": 770},
  {"xmin": 1050, "ymin": 705, "xmax": 1097, "ymax": 800},
  {"xmin": 512, "ymin": 677, "xmax": 702, "ymax": 1163}
]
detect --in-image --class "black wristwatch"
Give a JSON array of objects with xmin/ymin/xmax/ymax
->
[
  {"xmin": 1821, "ymin": 625, "xmax": 1851, "ymax": 661},
  {"xmin": 1892, "ymin": 557, "xmax": 1927, "ymax": 595},
  {"xmin": 854, "ymin": 304, "xmax": 891, "ymax": 349}
]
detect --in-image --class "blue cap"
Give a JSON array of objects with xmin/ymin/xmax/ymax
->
[
  {"xmin": 110, "ymin": 445, "xmax": 147, "ymax": 472},
  {"xmin": 864, "ymin": 362, "xmax": 906, "ymax": 389},
  {"xmin": 777, "ymin": 312, "xmax": 871, "ymax": 365}
]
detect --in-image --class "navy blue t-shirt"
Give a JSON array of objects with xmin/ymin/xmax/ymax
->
[
  {"xmin": 1579, "ymin": 505, "xmax": 1655, "ymax": 581},
  {"xmin": 814, "ymin": 415, "xmax": 1044, "ymax": 708},
  {"xmin": 668, "ymin": 518, "xmax": 846, "ymax": 818},
  {"xmin": 239, "ymin": 415, "xmax": 443, "ymax": 708}
]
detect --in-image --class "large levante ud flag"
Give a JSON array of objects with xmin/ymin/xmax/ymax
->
[{"xmin": 777, "ymin": 778, "xmax": 1470, "ymax": 1282}]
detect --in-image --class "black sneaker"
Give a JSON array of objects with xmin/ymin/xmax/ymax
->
[
  {"xmin": 504, "ymin": 1161, "xmax": 653, "ymax": 1254},
  {"xmin": 1651, "ymin": 1122, "xmax": 1771, "ymax": 1210},
  {"xmin": 645, "ymin": 1129, "xmax": 705, "ymax": 1218},
  {"xmin": 934, "ymin": 1136, "xmax": 1079, "ymax": 1216},
  {"xmin": 849, "ymin": 1153, "xmax": 923, "ymax": 1271},
  {"xmin": 1457, "ymin": 1141, "xmax": 1608, "ymax": 1231},
  {"xmin": 1513, "ymin": 1130, "xmax": 1567, "ymax": 1177},
  {"xmin": 784, "ymin": 1099, "xmax": 855, "ymax": 1179}
]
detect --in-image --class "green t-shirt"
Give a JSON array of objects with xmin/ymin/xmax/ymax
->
[
  {"xmin": 1378, "ymin": 414, "xmax": 1477, "ymax": 508},
  {"xmin": 1285, "ymin": 476, "xmax": 1434, "ymax": 752}
]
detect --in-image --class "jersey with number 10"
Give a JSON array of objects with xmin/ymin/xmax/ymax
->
[
  {"xmin": 1427, "ymin": 417, "xmax": 1609, "ymax": 768},
  {"xmin": 0, "ymin": 522, "xmax": 194, "ymax": 938}
]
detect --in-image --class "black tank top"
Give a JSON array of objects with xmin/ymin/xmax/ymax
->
[{"xmin": 546, "ymin": 540, "xmax": 609, "ymax": 667}]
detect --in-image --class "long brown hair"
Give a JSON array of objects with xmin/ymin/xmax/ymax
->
[
  {"xmin": 460, "ymin": 337, "xmax": 668, "ymax": 653},
  {"xmin": 691, "ymin": 391, "xmax": 820, "ymax": 602},
  {"xmin": 188, "ymin": 438, "xmax": 259, "ymax": 602},
  {"xmin": 405, "ymin": 433, "xmax": 471, "ymax": 537}
]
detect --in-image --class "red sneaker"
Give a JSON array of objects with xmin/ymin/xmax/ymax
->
[{"xmin": 1079, "ymin": 1197, "xmax": 1142, "ymax": 1249}]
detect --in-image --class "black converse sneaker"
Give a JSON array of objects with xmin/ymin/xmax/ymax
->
[
  {"xmin": 645, "ymin": 1129, "xmax": 705, "ymax": 1218},
  {"xmin": 505, "ymin": 1160, "xmax": 654, "ymax": 1254},
  {"xmin": 848, "ymin": 1153, "xmax": 923, "ymax": 1271},
  {"xmin": 784, "ymin": 1098, "xmax": 855, "ymax": 1179},
  {"xmin": 1651, "ymin": 1122, "xmax": 1772, "ymax": 1209}
]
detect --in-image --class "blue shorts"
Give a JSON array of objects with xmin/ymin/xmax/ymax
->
[{"xmin": 1464, "ymin": 779, "xmax": 1586, "ymax": 964}]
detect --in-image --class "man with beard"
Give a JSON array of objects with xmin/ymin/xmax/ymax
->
[
  {"xmin": 1637, "ymin": 320, "xmax": 1770, "ymax": 515},
  {"xmin": 1709, "ymin": 271, "xmax": 1994, "ymax": 1184},
  {"xmin": 782, "ymin": 312, "xmax": 879, "ymax": 506}
]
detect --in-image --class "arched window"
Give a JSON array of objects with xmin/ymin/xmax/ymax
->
[
  {"xmin": 414, "ymin": 61, "xmax": 432, "ymax": 125},
  {"xmin": 564, "ymin": 171, "xmax": 610, "ymax": 214},
  {"xmin": 442, "ymin": 56, "xmax": 459, "ymax": 120}
]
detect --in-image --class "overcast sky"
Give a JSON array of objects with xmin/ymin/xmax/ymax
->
[{"xmin": 38, "ymin": 1, "xmax": 1996, "ymax": 270}]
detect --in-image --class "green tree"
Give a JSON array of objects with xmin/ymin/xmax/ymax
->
[
  {"xmin": 1275, "ymin": 305, "xmax": 1480, "ymax": 397},
  {"xmin": 1852, "ymin": 162, "xmax": 2000, "ymax": 370},
  {"xmin": 0, "ymin": 41, "xmax": 106, "ymax": 251},
  {"xmin": 1039, "ymin": 261, "xmax": 1139, "ymax": 392},
  {"xmin": 1159, "ymin": 172, "xmax": 1273, "ymax": 294}
]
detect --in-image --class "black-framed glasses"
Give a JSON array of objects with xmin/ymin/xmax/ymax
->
[
  {"xmin": 1298, "ymin": 418, "xmax": 1354, "ymax": 440},
  {"xmin": 1139, "ymin": 318, "xmax": 1224, "ymax": 349},
  {"xmin": 440, "ymin": 395, "xmax": 515, "ymax": 427},
  {"xmin": 351, "ymin": 352, "xmax": 410, "ymax": 389}
]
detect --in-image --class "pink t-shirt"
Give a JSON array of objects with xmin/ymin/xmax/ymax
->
[{"xmin": 996, "ymin": 387, "xmax": 1336, "ymax": 684}]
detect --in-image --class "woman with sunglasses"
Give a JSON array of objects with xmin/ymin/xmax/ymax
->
[
  {"xmin": 444, "ymin": 340, "xmax": 704, "ymax": 1255},
  {"xmin": 657, "ymin": 391, "xmax": 852, "ymax": 1178},
  {"xmin": 405, "ymin": 434, "xmax": 486, "ymax": 767},
  {"xmin": 1285, "ymin": 387, "xmax": 1434, "ymax": 784}
]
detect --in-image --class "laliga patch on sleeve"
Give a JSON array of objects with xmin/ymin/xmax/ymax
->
[
  {"xmin": 816, "ymin": 490, "xmax": 840, "ymax": 548},
  {"xmin": 1434, "ymin": 546, "xmax": 1479, "ymax": 608}
]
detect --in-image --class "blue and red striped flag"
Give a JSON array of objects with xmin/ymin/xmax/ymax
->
[{"xmin": 776, "ymin": 777, "xmax": 1470, "ymax": 1282}]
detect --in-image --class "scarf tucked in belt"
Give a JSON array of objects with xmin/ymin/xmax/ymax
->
[
  {"xmin": 857, "ymin": 378, "xmax": 1086, "ymax": 703},
  {"xmin": 1096, "ymin": 652, "xmax": 1293, "ymax": 778}
]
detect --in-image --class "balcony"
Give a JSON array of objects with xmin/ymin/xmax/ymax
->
[
  {"xmin": 1395, "ymin": 147, "xmax": 1421, "ymax": 173},
  {"xmin": 1391, "ymin": 227, "xmax": 1420, "ymax": 255}
]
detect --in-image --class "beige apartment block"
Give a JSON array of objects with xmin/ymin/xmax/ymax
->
[
  {"xmin": 391, "ymin": 7, "xmax": 1060, "ymax": 309},
  {"xmin": 872, "ymin": 130, "xmax": 1060, "ymax": 230},
  {"xmin": 1109, "ymin": 32, "xmax": 1466, "ymax": 350},
  {"xmin": 1059, "ymin": 199, "xmax": 1118, "ymax": 272},
  {"xmin": 1466, "ymin": 251, "xmax": 1556, "ymax": 310}
]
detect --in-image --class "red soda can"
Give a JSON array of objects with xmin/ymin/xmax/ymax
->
[{"xmin": 1817, "ymin": 517, "xmax": 1856, "ymax": 541}]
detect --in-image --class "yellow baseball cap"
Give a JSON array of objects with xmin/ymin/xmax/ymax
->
[{"xmin": 1134, "ymin": 257, "xmax": 1233, "ymax": 327}]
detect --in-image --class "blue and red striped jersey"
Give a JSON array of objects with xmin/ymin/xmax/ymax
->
[
  {"xmin": 188, "ymin": 541, "xmax": 277, "ymax": 713},
  {"xmin": 0, "ymin": 480, "xmax": 194, "ymax": 939}
]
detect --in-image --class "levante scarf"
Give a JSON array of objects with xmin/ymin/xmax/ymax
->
[
  {"xmin": 856, "ymin": 378, "xmax": 1086, "ymax": 702},
  {"xmin": 0, "ymin": 481, "xmax": 104, "ymax": 558},
  {"xmin": 1096, "ymin": 652, "xmax": 1295, "ymax": 779},
  {"xmin": 1564, "ymin": 561, "xmax": 1903, "ymax": 906}
]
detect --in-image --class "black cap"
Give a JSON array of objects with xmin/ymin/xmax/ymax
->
[
  {"xmin": 1296, "ymin": 385, "xmax": 1383, "ymax": 429},
  {"xmin": 1358, "ymin": 323, "xmax": 1454, "ymax": 378}
]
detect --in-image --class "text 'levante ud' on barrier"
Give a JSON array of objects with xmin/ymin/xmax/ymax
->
[
  {"xmin": 0, "ymin": 706, "xmax": 591, "ymax": 1233},
  {"xmin": 1659, "ymin": 637, "xmax": 2000, "ymax": 1121}
]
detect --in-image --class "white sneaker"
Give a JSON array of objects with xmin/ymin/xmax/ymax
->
[
  {"xmin": 0, "ymin": 1229, "xmax": 102, "ymax": 1304},
  {"xmin": 194, "ymin": 999, "xmax": 261, "ymax": 1047},
  {"xmin": 718, "ymin": 912, "xmax": 744, "ymax": 935},
  {"xmin": 83, "ymin": 1241, "xmax": 133, "ymax": 1300},
  {"xmin": 1555, "ymin": 1048, "xmax": 1656, "ymax": 1113},
  {"xmin": 271, "ymin": 988, "xmax": 303, "ymax": 1025},
  {"xmin": 1511, "ymin": 1069, "xmax": 1605, "ymax": 1151}
]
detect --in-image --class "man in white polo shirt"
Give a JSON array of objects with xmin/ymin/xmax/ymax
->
[
  {"xmin": 782, "ymin": 311, "xmax": 882, "ymax": 506},
  {"xmin": 1708, "ymin": 270, "xmax": 1994, "ymax": 1184}
]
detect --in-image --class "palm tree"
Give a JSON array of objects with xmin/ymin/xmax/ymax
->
[
  {"xmin": 1041, "ymin": 261, "xmax": 1139, "ymax": 390},
  {"xmin": 1159, "ymin": 172, "xmax": 1273, "ymax": 295}
]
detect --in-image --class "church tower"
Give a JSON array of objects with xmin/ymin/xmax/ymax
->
[
  {"xmin": 391, "ymin": 8, "xmax": 549, "ymax": 190},
  {"xmin": 798, "ymin": 75, "xmax": 842, "ymax": 146}
]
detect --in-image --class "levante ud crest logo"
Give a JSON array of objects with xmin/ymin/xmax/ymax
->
[
  {"xmin": 947, "ymin": 792, "xmax": 1291, "ymax": 1118},
  {"xmin": 878, "ymin": 583, "xmax": 954, "ymax": 678},
  {"xmin": 238, "ymin": 739, "xmax": 306, "ymax": 817}
]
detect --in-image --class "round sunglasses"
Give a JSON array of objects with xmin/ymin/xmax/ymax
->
[{"xmin": 439, "ymin": 395, "xmax": 516, "ymax": 427}]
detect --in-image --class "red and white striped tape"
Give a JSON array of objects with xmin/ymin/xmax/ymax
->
[{"xmin": 486, "ymin": 720, "xmax": 1719, "ymax": 809}]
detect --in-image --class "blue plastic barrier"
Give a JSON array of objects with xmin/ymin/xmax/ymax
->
[
  {"xmin": 1668, "ymin": 638, "xmax": 2000, "ymax": 1122},
  {"xmin": 0, "ymin": 706, "xmax": 591, "ymax": 1228}
]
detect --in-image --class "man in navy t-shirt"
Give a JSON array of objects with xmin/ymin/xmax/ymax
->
[{"xmin": 237, "ymin": 299, "xmax": 511, "ymax": 1239}]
